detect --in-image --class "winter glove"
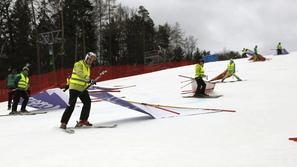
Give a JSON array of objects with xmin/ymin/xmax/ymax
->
[
  {"xmin": 63, "ymin": 85, "xmax": 69, "ymax": 92},
  {"xmin": 89, "ymin": 79, "xmax": 96, "ymax": 85}
]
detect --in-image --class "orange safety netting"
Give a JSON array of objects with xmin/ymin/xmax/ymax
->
[{"xmin": 0, "ymin": 61, "xmax": 193, "ymax": 102}]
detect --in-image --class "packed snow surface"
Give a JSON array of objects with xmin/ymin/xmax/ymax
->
[{"xmin": 1, "ymin": 52, "xmax": 297, "ymax": 167}]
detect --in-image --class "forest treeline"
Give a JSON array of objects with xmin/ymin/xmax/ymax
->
[{"xmin": 0, "ymin": 0, "xmax": 216, "ymax": 79}]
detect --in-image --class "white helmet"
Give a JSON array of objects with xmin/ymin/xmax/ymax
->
[
  {"xmin": 85, "ymin": 52, "xmax": 97, "ymax": 61},
  {"xmin": 22, "ymin": 66, "xmax": 30, "ymax": 72}
]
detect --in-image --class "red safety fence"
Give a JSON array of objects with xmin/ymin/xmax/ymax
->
[{"xmin": 0, "ymin": 60, "xmax": 194, "ymax": 102}]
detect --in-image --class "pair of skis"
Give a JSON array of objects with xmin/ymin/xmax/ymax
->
[
  {"xmin": 0, "ymin": 111, "xmax": 47, "ymax": 117},
  {"xmin": 182, "ymin": 94, "xmax": 223, "ymax": 98},
  {"xmin": 63, "ymin": 124, "xmax": 118, "ymax": 134}
]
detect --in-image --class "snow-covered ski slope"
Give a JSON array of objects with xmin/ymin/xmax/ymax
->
[{"xmin": 1, "ymin": 52, "xmax": 297, "ymax": 167}]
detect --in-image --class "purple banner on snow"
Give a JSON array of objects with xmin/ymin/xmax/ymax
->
[
  {"xmin": 24, "ymin": 88, "xmax": 68, "ymax": 110},
  {"xmin": 90, "ymin": 92, "xmax": 154, "ymax": 118}
]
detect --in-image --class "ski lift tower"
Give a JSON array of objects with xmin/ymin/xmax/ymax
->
[{"xmin": 38, "ymin": 30, "xmax": 63, "ymax": 83}]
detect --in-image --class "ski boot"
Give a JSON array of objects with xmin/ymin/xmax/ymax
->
[
  {"xmin": 60, "ymin": 123, "xmax": 67, "ymax": 129},
  {"xmin": 9, "ymin": 110, "xmax": 18, "ymax": 115},
  {"xmin": 75, "ymin": 120, "xmax": 93, "ymax": 128},
  {"xmin": 20, "ymin": 109, "xmax": 29, "ymax": 113}
]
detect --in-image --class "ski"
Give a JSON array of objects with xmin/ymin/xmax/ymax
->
[
  {"xmin": 289, "ymin": 137, "xmax": 297, "ymax": 141},
  {"xmin": 91, "ymin": 85, "xmax": 136, "ymax": 91},
  {"xmin": 29, "ymin": 111, "xmax": 48, "ymax": 115},
  {"xmin": 89, "ymin": 90, "xmax": 121, "ymax": 93},
  {"xmin": 61, "ymin": 124, "xmax": 117, "ymax": 134},
  {"xmin": 112, "ymin": 85, "xmax": 136, "ymax": 89},
  {"xmin": 211, "ymin": 79, "xmax": 247, "ymax": 84},
  {"xmin": 69, "ymin": 124, "xmax": 118, "ymax": 130},
  {"xmin": 88, "ymin": 124, "xmax": 117, "ymax": 128},
  {"xmin": 183, "ymin": 94, "xmax": 223, "ymax": 98},
  {"xmin": 180, "ymin": 79, "xmax": 192, "ymax": 83},
  {"xmin": 63, "ymin": 128, "xmax": 75, "ymax": 134},
  {"xmin": 0, "ymin": 111, "xmax": 47, "ymax": 117}
]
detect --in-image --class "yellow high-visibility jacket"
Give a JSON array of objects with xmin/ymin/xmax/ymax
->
[
  {"xmin": 195, "ymin": 64, "xmax": 205, "ymax": 78},
  {"xmin": 227, "ymin": 63, "xmax": 235, "ymax": 74},
  {"xmin": 69, "ymin": 60, "xmax": 90, "ymax": 92},
  {"xmin": 17, "ymin": 73, "xmax": 29, "ymax": 91}
]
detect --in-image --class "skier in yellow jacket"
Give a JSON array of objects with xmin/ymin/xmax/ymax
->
[
  {"xmin": 222, "ymin": 59, "xmax": 241, "ymax": 82},
  {"xmin": 10, "ymin": 66, "xmax": 30, "ymax": 114},
  {"xmin": 60, "ymin": 52, "xmax": 97, "ymax": 129},
  {"xmin": 194, "ymin": 59, "xmax": 207, "ymax": 96},
  {"xmin": 276, "ymin": 42, "xmax": 283, "ymax": 55}
]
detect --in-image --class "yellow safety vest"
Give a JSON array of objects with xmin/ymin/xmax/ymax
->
[
  {"xmin": 17, "ymin": 73, "xmax": 29, "ymax": 90},
  {"xmin": 69, "ymin": 60, "xmax": 90, "ymax": 88},
  {"xmin": 195, "ymin": 64, "xmax": 205, "ymax": 78},
  {"xmin": 228, "ymin": 63, "xmax": 235, "ymax": 74}
]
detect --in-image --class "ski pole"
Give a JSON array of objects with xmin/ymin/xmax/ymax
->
[
  {"xmin": 181, "ymin": 80, "xmax": 194, "ymax": 89},
  {"xmin": 181, "ymin": 79, "xmax": 192, "ymax": 83},
  {"xmin": 86, "ymin": 70, "xmax": 107, "ymax": 90}
]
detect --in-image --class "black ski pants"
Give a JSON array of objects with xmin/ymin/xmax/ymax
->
[
  {"xmin": 195, "ymin": 77, "xmax": 206, "ymax": 95},
  {"xmin": 8, "ymin": 87, "xmax": 15, "ymax": 108},
  {"xmin": 12, "ymin": 89, "xmax": 29, "ymax": 111},
  {"xmin": 61, "ymin": 89, "xmax": 91, "ymax": 124},
  {"xmin": 277, "ymin": 49, "xmax": 282, "ymax": 55}
]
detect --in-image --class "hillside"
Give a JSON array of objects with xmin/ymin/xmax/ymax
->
[{"xmin": 1, "ymin": 53, "xmax": 297, "ymax": 167}]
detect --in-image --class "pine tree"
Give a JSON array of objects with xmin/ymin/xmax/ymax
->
[
  {"xmin": 0, "ymin": 0, "xmax": 14, "ymax": 59},
  {"xmin": 37, "ymin": 0, "xmax": 56, "ymax": 33},
  {"xmin": 0, "ymin": 0, "xmax": 14, "ymax": 78},
  {"xmin": 155, "ymin": 23, "xmax": 170, "ymax": 61},
  {"xmin": 11, "ymin": 0, "xmax": 34, "ymax": 69},
  {"xmin": 156, "ymin": 23, "xmax": 170, "ymax": 50},
  {"xmin": 61, "ymin": 0, "xmax": 97, "ymax": 67},
  {"xmin": 125, "ymin": 12, "xmax": 143, "ymax": 64},
  {"xmin": 113, "ymin": 4, "xmax": 129, "ymax": 64},
  {"xmin": 124, "ymin": 5, "xmax": 155, "ymax": 64}
]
